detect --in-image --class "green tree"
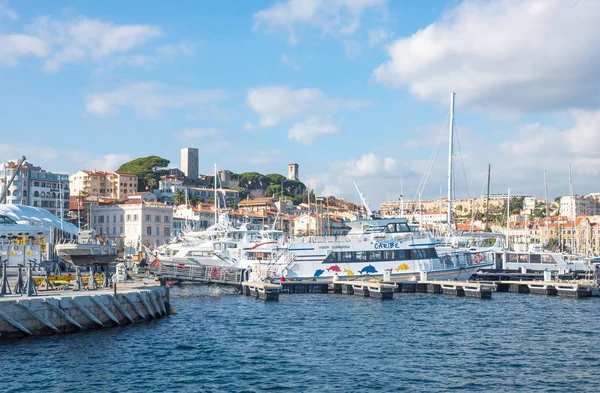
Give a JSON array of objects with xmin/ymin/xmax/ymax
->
[
  {"xmin": 173, "ymin": 190, "xmax": 185, "ymax": 205},
  {"xmin": 117, "ymin": 156, "xmax": 170, "ymax": 191}
]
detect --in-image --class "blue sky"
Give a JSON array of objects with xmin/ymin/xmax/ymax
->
[{"xmin": 1, "ymin": 0, "xmax": 599, "ymax": 207}]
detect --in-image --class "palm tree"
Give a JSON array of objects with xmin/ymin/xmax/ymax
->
[
  {"xmin": 189, "ymin": 196, "xmax": 201, "ymax": 207},
  {"xmin": 144, "ymin": 175, "xmax": 157, "ymax": 190},
  {"xmin": 173, "ymin": 190, "xmax": 185, "ymax": 205}
]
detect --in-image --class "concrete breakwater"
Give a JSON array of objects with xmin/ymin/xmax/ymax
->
[{"xmin": 0, "ymin": 285, "xmax": 170, "ymax": 340}]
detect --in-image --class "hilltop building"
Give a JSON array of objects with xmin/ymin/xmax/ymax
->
[
  {"xmin": 181, "ymin": 148, "xmax": 199, "ymax": 180},
  {"xmin": 288, "ymin": 163, "xmax": 299, "ymax": 181},
  {"xmin": 0, "ymin": 160, "xmax": 70, "ymax": 217}
]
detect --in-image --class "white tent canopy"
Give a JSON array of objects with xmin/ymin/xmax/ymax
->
[{"xmin": 0, "ymin": 204, "xmax": 79, "ymax": 235}]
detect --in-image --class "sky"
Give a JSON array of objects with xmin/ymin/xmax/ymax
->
[{"xmin": 1, "ymin": 0, "xmax": 600, "ymax": 208}]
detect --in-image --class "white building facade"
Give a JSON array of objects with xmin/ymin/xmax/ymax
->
[{"xmin": 91, "ymin": 201, "xmax": 173, "ymax": 248}]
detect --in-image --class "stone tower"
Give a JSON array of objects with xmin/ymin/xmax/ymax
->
[
  {"xmin": 288, "ymin": 163, "xmax": 299, "ymax": 181},
  {"xmin": 181, "ymin": 148, "xmax": 199, "ymax": 180}
]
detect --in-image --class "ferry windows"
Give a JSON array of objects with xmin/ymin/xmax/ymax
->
[
  {"xmin": 369, "ymin": 251, "xmax": 382, "ymax": 261},
  {"xmin": 341, "ymin": 252, "xmax": 353, "ymax": 262},
  {"xmin": 398, "ymin": 223, "xmax": 411, "ymax": 232},
  {"xmin": 356, "ymin": 251, "xmax": 367, "ymax": 261},
  {"xmin": 518, "ymin": 254, "xmax": 528, "ymax": 263},
  {"xmin": 396, "ymin": 250, "xmax": 409, "ymax": 260},
  {"xmin": 325, "ymin": 253, "xmax": 339, "ymax": 263},
  {"xmin": 541, "ymin": 255, "xmax": 555, "ymax": 263},
  {"xmin": 530, "ymin": 254, "xmax": 541, "ymax": 264},
  {"xmin": 382, "ymin": 251, "xmax": 395, "ymax": 260},
  {"xmin": 411, "ymin": 249, "xmax": 427, "ymax": 259},
  {"xmin": 507, "ymin": 254, "xmax": 518, "ymax": 262}
]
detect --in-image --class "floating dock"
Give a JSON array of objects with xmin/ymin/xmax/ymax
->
[
  {"xmin": 0, "ymin": 284, "xmax": 170, "ymax": 340},
  {"xmin": 491, "ymin": 280, "xmax": 599, "ymax": 298},
  {"xmin": 240, "ymin": 277, "xmax": 598, "ymax": 301}
]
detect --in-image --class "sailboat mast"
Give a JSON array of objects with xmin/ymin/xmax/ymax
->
[
  {"xmin": 214, "ymin": 163, "xmax": 218, "ymax": 225},
  {"xmin": 485, "ymin": 164, "xmax": 491, "ymax": 231},
  {"xmin": 568, "ymin": 163, "xmax": 575, "ymax": 253},
  {"xmin": 506, "ymin": 188, "xmax": 511, "ymax": 249},
  {"xmin": 544, "ymin": 169, "xmax": 549, "ymax": 244},
  {"xmin": 447, "ymin": 92, "xmax": 455, "ymax": 234}
]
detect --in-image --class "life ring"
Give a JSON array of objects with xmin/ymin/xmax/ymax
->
[{"xmin": 473, "ymin": 253, "xmax": 483, "ymax": 264}]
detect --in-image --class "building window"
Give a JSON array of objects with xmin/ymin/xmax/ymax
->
[
  {"xmin": 133, "ymin": 214, "xmax": 138, "ymax": 221},
  {"xmin": 155, "ymin": 215, "xmax": 160, "ymax": 222},
  {"xmin": 156, "ymin": 227, "xmax": 160, "ymax": 236},
  {"xmin": 33, "ymin": 201, "xmax": 38, "ymax": 207},
  {"xmin": 120, "ymin": 214, "xmax": 124, "ymax": 223},
  {"xmin": 164, "ymin": 227, "xmax": 170, "ymax": 236},
  {"xmin": 113, "ymin": 227, "xmax": 116, "ymax": 235},
  {"xmin": 120, "ymin": 227, "xmax": 124, "ymax": 234},
  {"xmin": 164, "ymin": 216, "xmax": 170, "ymax": 223},
  {"xmin": 145, "ymin": 214, "xmax": 151, "ymax": 222},
  {"xmin": 113, "ymin": 215, "xmax": 117, "ymax": 223},
  {"xmin": 146, "ymin": 226, "xmax": 152, "ymax": 235},
  {"xmin": 99, "ymin": 227, "xmax": 103, "ymax": 235},
  {"xmin": 126, "ymin": 214, "xmax": 130, "ymax": 222}
]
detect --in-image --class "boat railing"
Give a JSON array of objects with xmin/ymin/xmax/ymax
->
[{"xmin": 290, "ymin": 232, "xmax": 434, "ymax": 244}]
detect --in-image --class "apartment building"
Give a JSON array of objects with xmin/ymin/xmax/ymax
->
[
  {"xmin": 560, "ymin": 196, "xmax": 598, "ymax": 220},
  {"xmin": 0, "ymin": 160, "xmax": 70, "ymax": 216},
  {"xmin": 91, "ymin": 201, "xmax": 173, "ymax": 248},
  {"xmin": 70, "ymin": 170, "xmax": 138, "ymax": 200}
]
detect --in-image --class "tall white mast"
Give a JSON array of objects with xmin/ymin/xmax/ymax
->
[
  {"xmin": 544, "ymin": 169, "xmax": 549, "ymax": 242},
  {"xmin": 506, "ymin": 188, "xmax": 511, "ymax": 249},
  {"xmin": 214, "ymin": 163, "xmax": 218, "ymax": 224},
  {"xmin": 447, "ymin": 92, "xmax": 455, "ymax": 234}
]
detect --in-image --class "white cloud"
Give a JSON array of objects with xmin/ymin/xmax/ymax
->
[
  {"xmin": 85, "ymin": 82, "xmax": 228, "ymax": 118},
  {"xmin": 245, "ymin": 85, "xmax": 369, "ymax": 130},
  {"xmin": 374, "ymin": 0, "xmax": 600, "ymax": 112},
  {"xmin": 288, "ymin": 117, "xmax": 340, "ymax": 145},
  {"xmin": 499, "ymin": 110, "xmax": 600, "ymax": 173},
  {"xmin": 368, "ymin": 28, "xmax": 389, "ymax": 46},
  {"xmin": 0, "ymin": 3, "xmax": 18, "ymax": 20},
  {"xmin": 156, "ymin": 41, "xmax": 194, "ymax": 57},
  {"xmin": 175, "ymin": 128, "xmax": 220, "ymax": 140},
  {"xmin": 342, "ymin": 153, "xmax": 397, "ymax": 177},
  {"xmin": 343, "ymin": 39, "xmax": 361, "ymax": 58},
  {"xmin": 245, "ymin": 85, "xmax": 369, "ymax": 144},
  {"xmin": 245, "ymin": 86, "xmax": 326, "ymax": 129},
  {"xmin": 280, "ymin": 54, "xmax": 300, "ymax": 71},
  {"xmin": 0, "ymin": 143, "xmax": 131, "ymax": 174},
  {"xmin": 22, "ymin": 16, "xmax": 162, "ymax": 72},
  {"xmin": 253, "ymin": 0, "xmax": 387, "ymax": 44},
  {"xmin": 0, "ymin": 14, "xmax": 185, "ymax": 71},
  {"xmin": 0, "ymin": 34, "xmax": 49, "ymax": 66},
  {"xmin": 88, "ymin": 153, "xmax": 133, "ymax": 171}
]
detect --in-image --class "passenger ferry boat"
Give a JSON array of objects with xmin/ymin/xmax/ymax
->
[{"xmin": 235, "ymin": 218, "xmax": 493, "ymax": 281}]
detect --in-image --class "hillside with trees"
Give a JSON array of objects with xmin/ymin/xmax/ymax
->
[{"xmin": 117, "ymin": 156, "xmax": 170, "ymax": 191}]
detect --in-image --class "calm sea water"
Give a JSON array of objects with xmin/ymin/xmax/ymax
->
[{"xmin": 1, "ymin": 286, "xmax": 600, "ymax": 392}]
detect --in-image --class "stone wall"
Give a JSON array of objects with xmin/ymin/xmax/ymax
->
[{"xmin": 0, "ymin": 286, "xmax": 170, "ymax": 340}]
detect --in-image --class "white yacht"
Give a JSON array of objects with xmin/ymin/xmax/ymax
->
[
  {"xmin": 234, "ymin": 217, "xmax": 492, "ymax": 281},
  {"xmin": 158, "ymin": 221, "xmax": 284, "ymax": 267}
]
